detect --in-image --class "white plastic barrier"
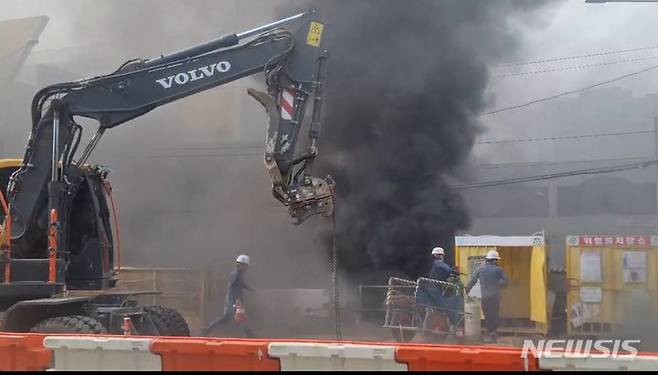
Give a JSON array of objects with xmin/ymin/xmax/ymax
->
[
  {"xmin": 268, "ymin": 342, "xmax": 408, "ymax": 371},
  {"xmin": 43, "ymin": 336, "xmax": 162, "ymax": 371},
  {"xmin": 539, "ymin": 355, "xmax": 658, "ymax": 371}
]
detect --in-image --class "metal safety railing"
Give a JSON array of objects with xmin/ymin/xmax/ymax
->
[
  {"xmin": 354, "ymin": 279, "xmax": 418, "ymax": 325},
  {"xmin": 381, "ymin": 276, "xmax": 470, "ymax": 336},
  {"xmin": 383, "ymin": 278, "xmax": 420, "ymax": 331},
  {"xmin": 355, "ymin": 276, "xmax": 467, "ymax": 329}
]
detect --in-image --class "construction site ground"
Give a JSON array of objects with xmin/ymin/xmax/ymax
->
[{"xmin": 204, "ymin": 319, "xmax": 532, "ymax": 348}]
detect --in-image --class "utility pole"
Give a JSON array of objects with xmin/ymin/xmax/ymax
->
[
  {"xmin": 652, "ymin": 116, "xmax": 658, "ymax": 234},
  {"xmin": 586, "ymin": 0, "xmax": 658, "ymax": 230}
]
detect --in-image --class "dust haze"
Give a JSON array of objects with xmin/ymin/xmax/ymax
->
[
  {"xmin": 2, "ymin": 0, "xmax": 554, "ymax": 299},
  {"xmin": 1, "ymin": 0, "xmax": 559, "ymax": 286},
  {"xmin": 6, "ymin": 0, "xmax": 329, "ymax": 285},
  {"xmin": 9, "ymin": 0, "xmax": 658, "ymax": 345}
]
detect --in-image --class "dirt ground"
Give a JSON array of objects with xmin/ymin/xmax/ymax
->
[{"xmin": 205, "ymin": 318, "xmax": 528, "ymax": 348}]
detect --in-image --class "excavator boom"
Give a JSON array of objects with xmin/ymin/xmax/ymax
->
[
  {"xmin": 6, "ymin": 10, "xmax": 333, "ymax": 278},
  {"xmin": 8, "ymin": 10, "xmax": 333, "ymax": 264},
  {"xmin": 0, "ymin": 8, "xmax": 335, "ymax": 337}
]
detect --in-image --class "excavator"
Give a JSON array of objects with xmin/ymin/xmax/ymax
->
[{"xmin": 0, "ymin": 10, "xmax": 334, "ymax": 335}]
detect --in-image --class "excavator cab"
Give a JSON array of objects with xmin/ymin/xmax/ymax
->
[
  {"xmin": 1, "ymin": 159, "xmax": 117, "ymax": 290},
  {"xmin": 0, "ymin": 158, "xmax": 136, "ymax": 335}
]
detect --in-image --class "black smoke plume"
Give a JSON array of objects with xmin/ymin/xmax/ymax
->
[{"xmin": 277, "ymin": 0, "xmax": 553, "ymax": 283}]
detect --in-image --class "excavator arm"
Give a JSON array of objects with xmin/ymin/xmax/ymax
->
[{"xmin": 8, "ymin": 10, "xmax": 334, "ymax": 259}]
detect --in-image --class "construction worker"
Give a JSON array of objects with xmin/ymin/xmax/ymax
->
[
  {"xmin": 417, "ymin": 247, "xmax": 460, "ymax": 332},
  {"xmin": 431, "ymin": 247, "xmax": 461, "ymax": 331},
  {"xmin": 201, "ymin": 254, "xmax": 254, "ymax": 337},
  {"xmin": 465, "ymin": 250, "xmax": 508, "ymax": 342},
  {"xmin": 429, "ymin": 247, "xmax": 459, "ymax": 282}
]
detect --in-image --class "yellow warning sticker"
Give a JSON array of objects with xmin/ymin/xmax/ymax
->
[{"xmin": 306, "ymin": 21, "xmax": 324, "ymax": 47}]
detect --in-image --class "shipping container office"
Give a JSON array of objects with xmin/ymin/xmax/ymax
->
[
  {"xmin": 455, "ymin": 234, "xmax": 550, "ymax": 336},
  {"xmin": 565, "ymin": 235, "xmax": 658, "ymax": 337}
]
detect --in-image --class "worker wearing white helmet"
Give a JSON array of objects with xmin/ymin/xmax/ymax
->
[
  {"xmin": 429, "ymin": 247, "xmax": 458, "ymax": 282},
  {"xmin": 202, "ymin": 254, "xmax": 254, "ymax": 337},
  {"xmin": 416, "ymin": 246, "xmax": 461, "ymax": 333},
  {"xmin": 465, "ymin": 250, "xmax": 508, "ymax": 343},
  {"xmin": 236, "ymin": 254, "xmax": 250, "ymax": 265},
  {"xmin": 486, "ymin": 250, "xmax": 501, "ymax": 260}
]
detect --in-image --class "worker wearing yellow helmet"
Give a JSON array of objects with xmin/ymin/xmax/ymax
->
[{"xmin": 465, "ymin": 250, "xmax": 508, "ymax": 343}]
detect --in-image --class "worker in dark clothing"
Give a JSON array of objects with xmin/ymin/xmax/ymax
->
[
  {"xmin": 201, "ymin": 254, "xmax": 254, "ymax": 337},
  {"xmin": 465, "ymin": 250, "xmax": 508, "ymax": 342},
  {"xmin": 430, "ymin": 247, "xmax": 460, "ymax": 330},
  {"xmin": 429, "ymin": 247, "xmax": 459, "ymax": 282},
  {"xmin": 417, "ymin": 247, "xmax": 460, "ymax": 332}
]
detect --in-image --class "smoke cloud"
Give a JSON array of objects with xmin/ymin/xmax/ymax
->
[
  {"xmin": 276, "ymin": 0, "xmax": 554, "ymax": 283},
  {"xmin": 3, "ymin": 0, "xmax": 554, "ymax": 298}
]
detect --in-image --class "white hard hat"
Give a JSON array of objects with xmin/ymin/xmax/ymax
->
[
  {"xmin": 236, "ymin": 254, "xmax": 250, "ymax": 265},
  {"xmin": 486, "ymin": 250, "xmax": 501, "ymax": 260},
  {"xmin": 431, "ymin": 247, "xmax": 445, "ymax": 256}
]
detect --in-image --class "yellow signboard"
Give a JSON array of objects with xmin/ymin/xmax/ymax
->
[{"xmin": 307, "ymin": 21, "xmax": 324, "ymax": 47}]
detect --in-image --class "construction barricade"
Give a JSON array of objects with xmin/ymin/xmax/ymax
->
[
  {"xmin": 268, "ymin": 342, "xmax": 406, "ymax": 371},
  {"xmin": 4, "ymin": 332, "xmax": 658, "ymax": 371},
  {"xmin": 44, "ymin": 336, "xmax": 162, "ymax": 371},
  {"xmin": 0, "ymin": 333, "xmax": 51, "ymax": 371},
  {"xmin": 538, "ymin": 353, "xmax": 658, "ymax": 371},
  {"xmin": 396, "ymin": 344, "xmax": 539, "ymax": 371},
  {"xmin": 151, "ymin": 338, "xmax": 279, "ymax": 371}
]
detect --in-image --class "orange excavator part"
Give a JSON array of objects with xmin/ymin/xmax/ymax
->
[
  {"xmin": 0, "ymin": 189, "xmax": 11, "ymax": 283},
  {"xmin": 47, "ymin": 208, "xmax": 58, "ymax": 283}
]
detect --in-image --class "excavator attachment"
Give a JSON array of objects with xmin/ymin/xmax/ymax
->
[
  {"xmin": 287, "ymin": 175, "xmax": 335, "ymax": 225},
  {"xmin": 245, "ymin": 13, "xmax": 332, "ymax": 225},
  {"xmin": 248, "ymin": 86, "xmax": 334, "ymax": 225}
]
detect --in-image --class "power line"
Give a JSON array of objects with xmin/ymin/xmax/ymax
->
[
  {"xmin": 493, "ymin": 55, "xmax": 658, "ymax": 78},
  {"xmin": 475, "ymin": 156, "xmax": 653, "ymax": 169},
  {"xmin": 154, "ymin": 152, "xmax": 262, "ymax": 158},
  {"xmin": 456, "ymin": 160, "xmax": 658, "ymax": 189},
  {"xmin": 454, "ymin": 159, "xmax": 658, "ymax": 190},
  {"xmin": 495, "ymin": 44, "xmax": 658, "ymax": 68},
  {"xmin": 165, "ymin": 144, "xmax": 263, "ymax": 151},
  {"xmin": 482, "ymin": 63, "xmax": 658, "ymax": 116},
  {"xmin": 108, "ymin": 151, "xmax": 263, "ymax": 159},
  {"xmin": 476, "ymin": 129, "xmax": 656, "ymax": 145}
]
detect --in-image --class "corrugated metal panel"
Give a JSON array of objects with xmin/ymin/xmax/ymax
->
[
  {"xmin": 455, "ymin": 239, "xmax": 549, "ymax": 334},
  {"xmin": 565, "ymin": 235, "xmax": 658, "ymax": 336}
]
